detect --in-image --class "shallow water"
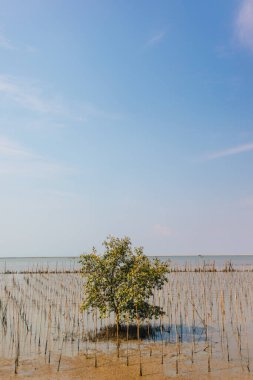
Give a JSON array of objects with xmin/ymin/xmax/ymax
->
[
  {"xmin": 1, "ymin": 271, "xmax": 253, "ymax": 379},
  {"xmin": 1, "ymin": 254, "xmax": 253, "ymax": 273}
]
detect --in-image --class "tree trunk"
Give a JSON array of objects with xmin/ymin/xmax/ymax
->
[{"xmin": 116, "ymin": 313, "xmax": 120, "ymax": 358}]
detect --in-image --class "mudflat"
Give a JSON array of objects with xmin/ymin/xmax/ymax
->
[{"xmin": 1, "ymin": 272, "xmax": 253, "ymax": 379}]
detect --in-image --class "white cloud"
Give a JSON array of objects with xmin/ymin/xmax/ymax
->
[
  {"xmin": 206, "ymin": 142, "xmax": 253, "ymax": 160},
  {"xmin": 145, "ymin": 31, "xmax": 166, "ymax": 48},
  {"xmin": 153, "ymin": 224, "xmax": 172, "ymax": 237},
  {"xmin": 236, "ymin": 0, "xmax": 253, "ymax": 51}
]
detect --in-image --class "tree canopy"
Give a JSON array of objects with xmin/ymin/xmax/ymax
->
[{"xmin": 80, "ymin": 236, "xmax": 170, "ymax": 323}]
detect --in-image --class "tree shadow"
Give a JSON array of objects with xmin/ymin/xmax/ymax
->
[{"xmin": 86, "ymin": 322, "xmax": 210, "ymax": 343}]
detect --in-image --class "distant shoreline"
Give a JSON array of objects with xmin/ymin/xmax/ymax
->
[
  {"xmin": 1, "ymin": 253, "xmax": 253, "ymax": 259},
  {"xmin": 2, "ymin": 255, "xmax": 253, "ymax": 273}
]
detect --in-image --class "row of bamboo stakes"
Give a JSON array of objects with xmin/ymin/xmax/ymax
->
[{"xmin": 0, "ymin": 269, "xmax": 253, "ymax": 377}]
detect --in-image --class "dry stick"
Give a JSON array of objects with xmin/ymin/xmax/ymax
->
[
  {"xmin": 208, "ymin": 348, "xmax": 211, "ymax": 373},
  {"xmin": 191, "ymin": 291, "xmax": 196, "ymax": 363},
  {"xmin": 176, "ymin": 358, "xmax": 179, "ymax": 375},
  {"xmin": 14, "ymin": 313, "xmax": 20, "ymax": 374},
  {"xmin": 178, "ymin": 287, "xmax": 183, "ymax": 373},
  {"xmin": 148, "ymin": 317, "xmax": 152, "ymax": 357},
  {"xmin": 220, "ymin": 290, "xmax": 225, "ymax": 335},
  {"xmin": 191, "ymin": 327, "xmax": 194, "ymax": 364},
  {"xmin": 204, "ymin": 284, "xmax": 210, "ymax": 375},
  {"xmin": 94, "ymin": 309, "xmax": 98, "ymax": 368},
  {"xmin": 136, "ymin": 305, "xmax": 142, "ymax": 376},
  {"xmin": 216, "ymin": 281, "xmax": 223, "ymax": 361},
  {"xmin": 209, "ymin": 291, "xmax": 214, "ymax": 373},
  {"xmin": 106, "ymin": 310, "xmax": 109, "ymax": 353},
  {"xmin": 207, "ymin": 311, "xmax": 211, "ymax": 373},
  {"xmin": 126, "ymin": 312, "xmax": 129, "ymax": 366},
  {"xmin": 226, "ymin": 332, "xmax": 230, "ymax": 363},
  {"xmin": 160, "ymin": 314, "xmax": 164, "ymax": 365},
  {"xmin": 86, "ymin": 309, "xmax": 89, "ymax": 357},
  {"xmin": 188, "ymin": 298, "xmax": 206, "ymax": 331},
  {"xmin": 245, "ymin": 320, "xmax": 250, "ymax": 372},
  {"xmin": 179, "ymin": 308, "xmax": 183, "ymax": 347},
  {"xmin": 237, "ymin": 305, "xmax": 243, "ymax": 370},
  {"xmin": 57, "ymin": 337, "xmax": 64, "ymax": 372},
  {"xmin": 159, "ymin": 289, "xmax": 165, "ymax": 365},
  {"xmin": 44, "ymin": 329, "xmax": 48, "ymax": 358},
  {"xmin": 48, "ymin": 304, "xmax": 52, "ymax": 364},
  {"xmin": 188, "ymin": 294, "xmax": 207, "ymax": 369}
]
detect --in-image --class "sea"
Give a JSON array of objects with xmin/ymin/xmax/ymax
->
[{"xmin": 1, "ymin": 255, "xmax": 253, "ymax": 273}]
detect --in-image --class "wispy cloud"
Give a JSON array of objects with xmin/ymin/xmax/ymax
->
[
  {"xmin": 206, "ymin": 142, "xmax": 253, "ymax": 160},
  {"xmin": 0, "ymin": 136, "xmax": 35, "ymax": 158},
  {"xmin": 0, "ymin": 75, "xmax": 122, "ymax": 123},
  {"xmin": 0, "ymin": 136, "xmax": 74, "ymax": 177},
  {"xmin": 0, "ymin": 75, "xmax": 64, "ymax": 114},
  {"xmin": 0, "ymin": 33, "xmax": 15, "ymax": 50},
  {"xmin": 0, "ymin": 160, "xmax": 74, "ymax": 177},
  {"xmin": 45, "ymin": 189, "xmax": 81, "ymax": 199},
  {"xmin": 145, "ymin": 31, "xmax": 166, "ymax": 48},
  {"xmin": 0, "ymin": 32, "xmax": 38, "ymax": 54},
  {"xmin": 235, "ymin": 0, "xmax": 253, "ymax": 51},
  {"xmin": 78, "ymin": 102, "xmax": 122, "ymax": 122}
]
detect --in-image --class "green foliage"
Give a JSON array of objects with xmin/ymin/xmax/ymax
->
[{"xmin": 80, "ymin": 236, "xmax": 170, "ymax": 322}]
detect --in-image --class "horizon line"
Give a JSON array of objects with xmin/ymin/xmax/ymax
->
[{"xmin": 1, "ymin": 253, "xmax": 253, "ymax": 259}]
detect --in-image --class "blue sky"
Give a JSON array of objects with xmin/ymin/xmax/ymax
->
[{"xmin": 1, "ymin": 0, "xmax": 253, "ymax": 256}]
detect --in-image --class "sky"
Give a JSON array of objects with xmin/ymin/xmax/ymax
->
[{"xmin": 1, "ymin": 0, "xmax": 253, "ymax": 257}]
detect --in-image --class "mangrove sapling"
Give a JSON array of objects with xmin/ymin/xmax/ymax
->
[{"xmin": 79, "ymin": 236, "xmax": 169, "ymax": 333}]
